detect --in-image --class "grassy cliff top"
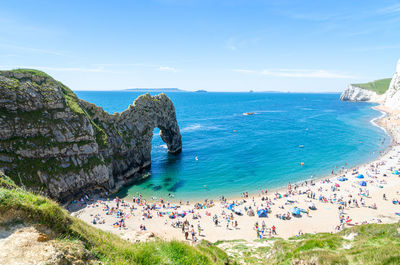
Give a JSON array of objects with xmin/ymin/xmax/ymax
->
[
  {"xmin": 0, "ymin": 174, "xmax": 230, "ymax": 265},
  {"xmin": 352, "ymin": 78, "xmax": 392, "ymax": 95}
]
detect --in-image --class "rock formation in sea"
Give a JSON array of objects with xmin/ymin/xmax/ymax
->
[
  {"xmin": 0, "ymin": 69, "xmax": 182, "ymax": 202},
  {"xmin": 340, "ymin": 59, "xmax": 400, "ymax": 110}
]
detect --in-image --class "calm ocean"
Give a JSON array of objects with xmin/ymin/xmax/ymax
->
[{"xmin": 75, "ymin": 91, "xmax": 389, "ymax": 200}]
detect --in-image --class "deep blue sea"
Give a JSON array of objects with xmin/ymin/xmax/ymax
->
[{"xmin": 75, "ymin": 91, "xmax": 389, "ymax": 200}]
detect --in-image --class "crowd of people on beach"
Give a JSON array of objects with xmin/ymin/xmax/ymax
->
[{"xmin": 70, "ymin": 145, "xmax": 400, "ymax": 243}]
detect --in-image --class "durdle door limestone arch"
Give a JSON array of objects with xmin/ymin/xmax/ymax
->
[
  {"xmin": 0, "ymin": 69, "xmax": 182, "ymax": 202},
  {"xmin": 84, "ymin": 93, "xmax": 183, "ymax": 188}
]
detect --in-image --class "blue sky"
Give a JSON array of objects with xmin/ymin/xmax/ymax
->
[{"xmin": 1, "ymin": 0, "xmax": 399, "ymax": 92}]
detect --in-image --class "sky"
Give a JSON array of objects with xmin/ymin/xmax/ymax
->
[{"xmin": 0, "ymin": 0, "xmax": 400, "ymax": 92}]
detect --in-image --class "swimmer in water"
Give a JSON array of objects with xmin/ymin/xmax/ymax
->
[{"xmin": 195, "ymin": 156, "xmax": 199, "ymax": 161}]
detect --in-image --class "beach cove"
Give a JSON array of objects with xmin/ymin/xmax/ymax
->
[
  {"xmin": 70, "ymin": 103, "xmax": 400, "ymax": 243},
  {"xmin": 76, "ymin": 92, "xmax": 390, "ymax": 200}
]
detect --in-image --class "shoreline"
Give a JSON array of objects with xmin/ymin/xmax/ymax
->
[
  {"xmin": 70, "ymin": 103, "xmax": 400, "ymax": 243},
  {"xmin": 118, "ymin": 103, "xmax": 393, "ymax": 203}
]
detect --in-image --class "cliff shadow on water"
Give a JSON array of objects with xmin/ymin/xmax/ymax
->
[{"xmin": 116, "ymin": 132, "xmax": 184, "ymax": 199}]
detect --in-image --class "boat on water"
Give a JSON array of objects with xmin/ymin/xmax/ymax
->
[
  {"xmin": 299, "ymin": 145, "xmax": 304, "ymax": 148},
  {"xmin": 243, "ymin": 112, "xmax": 255, "ymax": 116}
]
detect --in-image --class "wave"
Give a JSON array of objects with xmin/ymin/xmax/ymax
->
[
  {"xmin": 253, "ymin": 110, "xmax": 285, "ymax": 113},
  {"xmin": 181, "ymin": 124, "xmax": 202, "ymax": 132},
  {"xmin": 181, "ymin": 124, "xmax": 221, "ymax": 132},
  {"xmin": 298, "ymin": 113, "xmax": 326, "ymax": 122},
  {"xmin": 370, "ymin": 108, "xmax": 387, "ymax": 133},
  {"xmin": 299, "ymin": 107, "xmax": 315, "ymax": 111}
]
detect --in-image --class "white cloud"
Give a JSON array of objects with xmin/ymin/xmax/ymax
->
[
  {"xmin": 379, "ymin": 3, "xmax": 400, "ymax": 14},
  {"xmin": 233, "ymin": 68, "xmax": 355, "ymax": 79},
  {"xmin": 0, "ymin": 44, "xmax": 65, "ymax": 56},
  {"xmin": 158, "ymin": 66, "xmax": 178, "ymax": 72}
]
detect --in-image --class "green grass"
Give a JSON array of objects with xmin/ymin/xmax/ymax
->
[
  {"xmin": 216, "ymin": 223, "xmax": 400, "ymax": 265},
  {"xmin": 8, "ymin": 68, "xmax": 52, "ymax": 79},
  {"xmin": 352, "ymin": 78, "xmax": 392, "ymax": 95},
  {"xmin": 58, "ymin": 81, "xmax": 109, "ymax": 148},
  {"xmin": 0, "ymin": 174, "xmax": 231, "ymax": 265},
  {"xmin": 262, "ymin": 225, "xmax": 400, "ymax": 265}
]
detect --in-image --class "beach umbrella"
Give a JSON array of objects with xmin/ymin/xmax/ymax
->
[
  {"xmin": 257, "ymin": 209, "xmax": 268, "ymax": 217},
  {"xmin": 308, "ymin": 202, "xmax": 316, "ymax": 209},
  {"xmin": 291, "ymin": 207, "xmax": 301, "ymax": 215},
  {"xmin": 227, "ymin": 203, "xmax": 235, "ymax": 210},
  {"xmin": 392, "ymin": 170, "xmax": 399, "ymax": 175},
  {"xmin": 357, "ymin": 174, "xmax": 364, "ymax": 179},
  {"xmin": 335, "ymin": 183, "xmax": 340, "ymax": 187},
  {"xmin": 359, "ymin": 181, "xmax": 367, "ymax": 186}
]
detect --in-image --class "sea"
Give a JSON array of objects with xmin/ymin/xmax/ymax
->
[{"xmin": 75, "ymin": 91, "xmax": 389, "ymax": 200}]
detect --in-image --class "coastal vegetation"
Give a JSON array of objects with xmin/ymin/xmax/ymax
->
[
  {"xmin": 217, "ymin": 223, "xmax": 400, "ymax": 264},
  {"xmin": 352, "ymin": 78, "xmax": 392, "ymax": 95},
  {"xmin": 0, "ymin": 173, "xmax": 230, "ymax": 264}
]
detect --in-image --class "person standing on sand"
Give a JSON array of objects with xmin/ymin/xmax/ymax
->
[
  {"xmin": 191, "ymin": 229, "xmax": 195, "ymax": 241},
  {"xmin": 185, "ymin": 231, "xmax": 189, "ymax": 240},
  {"xmin": 272, "ymin": 225, "xmax": 277, "ymax": 235}
]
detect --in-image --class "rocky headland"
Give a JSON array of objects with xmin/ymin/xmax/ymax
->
[
  {"xmin": 340, "ymin": 59, "xmax": 400, "ymax": 144},
  {"xmin": 0, "ymin": 69, "xmax": 182, "ymax": 202},
  {"xmin": 340, "ymin": 59, "xmax": 400, "ymax": 111}
]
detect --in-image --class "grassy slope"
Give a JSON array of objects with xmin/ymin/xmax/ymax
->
[
  {"xmin": 352, "ymin": 78, "xmax": 392, "ymax": 95},
  {"xmin": 0, "ymin": 175, "xmax": 230, "ymax": 265},
  {"xmin": 217, "ymin": 223, "xmax": 400, "ymax": 265}
]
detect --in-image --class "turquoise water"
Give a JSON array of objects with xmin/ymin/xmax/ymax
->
[{"xmin": 75, "ymin": 92, "xmax": 389, "ymax": 200}]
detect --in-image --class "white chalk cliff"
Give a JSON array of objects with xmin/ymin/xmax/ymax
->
[
  {"xmin": 383, "ymin": 59, "xmax": 400, "ymax": 110},
  {"xmin": 339, "ymin": 84, "xmax": 383, "ymax": 102},
  {"xmin": 340, "ymin": 59, "xmax": 400, "ymax": 110}
]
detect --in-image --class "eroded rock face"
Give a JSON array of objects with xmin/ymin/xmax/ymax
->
[
  {"xmin": 339, "ymin": 84, "xmax": 383, "ymax": 102},
  {"xmin": 340, "ymin": 59, "xmax": 400, "ymax": 110},
  {"xmin": 0, "ymin": 69, "xmax": 181, "ymax": 201},
  {"xmin": 383, "ymin": 59, "xmax": 400, "ymax": 110}
]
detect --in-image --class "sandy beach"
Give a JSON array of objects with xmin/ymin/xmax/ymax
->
[{"xmin": 70, "ymin": 105, "xmax": 400, "ymax": 243}]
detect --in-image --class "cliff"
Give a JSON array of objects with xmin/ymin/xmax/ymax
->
[
  {"xmin": 383, "ymin": 59, "xmax": 400, "ymax": 110},
  {"xmin": 0, "ymin": 69, "xmax": 182, "ymax": 202},
  {"xmin": 339, "ymin": 84, "xmax": 384, "ymax": 102},
  {"xmin": 340, "ymin": 59, "xmax": 400, "ymax": 110}
]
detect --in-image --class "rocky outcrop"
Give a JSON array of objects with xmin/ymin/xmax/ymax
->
[
  {"xmin": 383, "ymin": 59, "xmax": 400, "ymax": 110},
  {"xmin": 340, "ymin": 59, "xmax": 400, "ymax": 110},
  {"xmin": 0, "ymin": 69, "xmax": 181, "ymax": 202},
  {"xmin": 339, "ymin": 84, "xmax": 383, "ymax": 102}
]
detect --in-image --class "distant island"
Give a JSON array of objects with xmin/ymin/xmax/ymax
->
[
  {"xmin": 195, "ymin": 89, "xmax": 207, "ymax": 93},
  {"xmin": 126, "ymin": 88, "xmax": 185, "ymax": 92}
]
